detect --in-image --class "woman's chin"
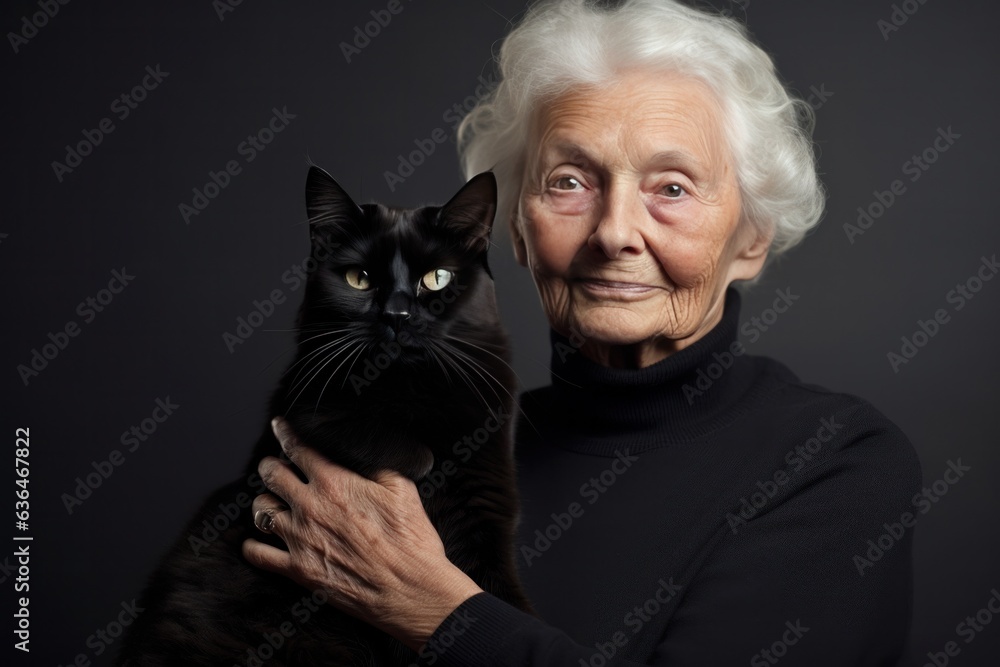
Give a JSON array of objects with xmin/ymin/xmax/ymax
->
[
  {"xmin": 577, "ymin": 302, "xmax": 674, "ymax": 337},
  {"xmin": 560, "ymin": 313, "xmax": 670, "ymax": 351}
]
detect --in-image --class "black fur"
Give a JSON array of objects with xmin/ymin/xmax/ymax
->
[{"xmin": 115, "ymin": 167, "xmax": 533, "ymax": 666}]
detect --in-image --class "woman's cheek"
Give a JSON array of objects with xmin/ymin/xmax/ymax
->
[
  {"xmin": 542, "ymin": 189, "xmax": 594, "ymax": 217},
  {"xmin": 522, "ymin": 201, "xmax": 587, "ymax": 274},
  {"xmin": 650, "ymin": 208, "xmax": 730, "ymax": 288}
]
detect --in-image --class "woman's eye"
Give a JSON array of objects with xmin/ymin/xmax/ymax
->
[
  {"xmin": 662, "ymin": 184, "xmax": 686, "ymax": 198},
  {"xmin": 421, "ymin": 269, "xmax": 454, "ymax": 292},
  {"xmin": 345, "ymin": 268, "xmax": 371, "ymax": 290},
  {"xmin": 552, "ymin": 176, "xmax": 582, "ymax": 190}
]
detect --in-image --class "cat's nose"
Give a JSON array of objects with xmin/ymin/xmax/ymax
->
[{"xmin": 381, "ymin": 292, "xmax": 411, "ymax": 331}]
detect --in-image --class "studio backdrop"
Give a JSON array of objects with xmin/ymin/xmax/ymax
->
[{"xmin": 3, "ymin": 0, "xmax": 998, "ymax": 665}]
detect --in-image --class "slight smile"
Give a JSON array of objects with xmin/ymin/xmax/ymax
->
[{"xmin": 575, "ymin": 278, "xmax": 665, "ymax": 300}]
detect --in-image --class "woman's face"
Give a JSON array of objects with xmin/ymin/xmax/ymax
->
[{"xmin": 515, "ymin": 70, "xmax": 769, "ymax": 368}]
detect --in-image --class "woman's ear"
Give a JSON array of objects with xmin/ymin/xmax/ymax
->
[
  {"xmin": 740, "ymin": 230, "xmax": 770, "ymax": 260},
  {"xmin": 726, "ymin": 224, "xmax": 771, "ymax": 283}
]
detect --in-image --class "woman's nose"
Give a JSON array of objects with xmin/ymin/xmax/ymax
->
[{"xmin": 587, "ymin": 182, "xmax": 647, "ymax": 259}]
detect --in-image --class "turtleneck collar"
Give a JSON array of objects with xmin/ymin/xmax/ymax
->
[{"xmin": 528, "ymin": 286, "xmax": 779, "ymax": 455}]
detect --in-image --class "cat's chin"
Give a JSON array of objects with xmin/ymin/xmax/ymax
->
[
  {"xmin": 395, "ymin": 353, "xmax": 431, "ymax": 369},
  {"xmin": 371, "ymin": 331, "xmax": 434, "ymax": 367}
]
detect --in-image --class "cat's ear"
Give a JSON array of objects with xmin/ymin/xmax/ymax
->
[
  {"xmin": 437, "ymin": 171, "xmax": 497, "ymax": 254},
  {"xmin": 305, "ymin": 166, "xmax": 363, "ymax": 236}
]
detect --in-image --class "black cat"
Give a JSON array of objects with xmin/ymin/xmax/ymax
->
[{"xmin": 116, "ymin": 167, "xmax": 533, "ymax": 666}]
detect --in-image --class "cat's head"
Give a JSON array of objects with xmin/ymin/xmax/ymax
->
[{"xmin": 296, "ymin": 165, "xmax": 502, "ymax": 374}]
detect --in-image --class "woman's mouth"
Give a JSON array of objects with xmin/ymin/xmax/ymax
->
[{"xmin": 575, "ymin": 278, "xmax": 662, "ymax": 300}]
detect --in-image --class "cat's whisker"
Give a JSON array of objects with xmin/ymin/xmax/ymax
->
[
  {"xmin": 285, "ymin": 334, "xmax": 359, "ymax": 388},
  {"xmin": 439, "ymin": 338, "xmax": 540, "ymax": 435},
  {"xmin": 438, "ymin": 342, "xmax": 510, "ymax": 412},
  {"xmin": 427, "ymin": 340, "xmax": 471, "ymax": 386},
  {"xmin": 314, "ymin": 340, "xmax": 369, "ymax": 415},
  {"xmin": 256, "ymin": 344, "xmax": 299, "ymax": 376},
  {"xmin": 438, "ymin": 339, "xmax": 507, "ymax": 390},
  {"xmin": 443, "ymin": 332, "xmax": 538, "ymax": 382},
  {"xmin": 424, "ymin": 344, "xmax": 456, "ymax": 384},
  {"xmin": 294, "ymin": 328, "xmax": 357, "ymax": 348},
  {"xmin": 257, "ymin": 326, "xmax": 357, "ymax": 377},
  {"xmin": 286, "ymin": 335, "xmax": 364, "ymax": 409},
  {"xmin": 430, "ymin": 342, "xmax": 493, "ymax": 413},
  {"xmin": 338, "ymin": 341, "xmax": 372, "ymax": 392}
]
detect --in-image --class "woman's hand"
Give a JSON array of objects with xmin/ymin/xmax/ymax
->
[{"xmin": 242, "ymin": 417, "xmax": 484, "ymax": 653}]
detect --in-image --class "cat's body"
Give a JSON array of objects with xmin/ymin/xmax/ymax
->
[{"xmin": 116, "ymin": 168, "xmax": 532, "ymax": 666}]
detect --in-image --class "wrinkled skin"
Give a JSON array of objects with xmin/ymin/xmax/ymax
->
[{"xmin": 514, "ymin": 69, "xmax": 769, "ymax": 368}]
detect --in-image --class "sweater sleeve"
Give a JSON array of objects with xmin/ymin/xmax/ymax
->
[
  {"xmin": 416, "ymin": 591, "xmax": 652, "ymax": 666},
  {"xmin": 418, "ymin": 404, "xmax": 922, "ymax": 667}
]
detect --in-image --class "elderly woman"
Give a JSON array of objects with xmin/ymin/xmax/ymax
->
[{"xmin": 244, "ymin": 0, "xmax": 921, "ymax": 664}]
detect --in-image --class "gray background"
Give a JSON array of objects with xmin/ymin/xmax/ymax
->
[{"xmin": 2, "ymin": 0, "xmax": 998, "ymax": 665}]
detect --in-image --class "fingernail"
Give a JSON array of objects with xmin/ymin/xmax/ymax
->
[{"xmin": 271, "ymin": 417, "xmax": 282, "ymax": 434}]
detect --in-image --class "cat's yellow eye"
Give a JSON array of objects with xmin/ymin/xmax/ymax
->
[
  {"xmin": 421, "ymin": 269, "xmax": 453, "ymax": 292},
  {"xmin": 345, "ymin": 268, "xmax": 371, "ymax": 290}
]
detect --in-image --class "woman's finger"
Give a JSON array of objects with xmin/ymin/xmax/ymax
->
[
  {"xmin": 257, "ymin": 455, "xmax": 304, "ymax": 502},
  {"xmin": 270, "ymin": 417, "xmax": 337, "ymax": 482},
  {"xmin": 251, "ymin": 492, "xmax": 288, "ymax": 516},
  {"xmin": 242, "ymin": 537, "xmax": 292, "ymax": 574}
]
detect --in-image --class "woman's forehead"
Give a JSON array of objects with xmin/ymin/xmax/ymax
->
[{"xmin": 529, "ymin": 70, "xmax": 730, "ymax": 174}]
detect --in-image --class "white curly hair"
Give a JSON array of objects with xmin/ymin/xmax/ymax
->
[{"xmin": 457, "ymin": 0, "xmax": 825, "ymax": 279}]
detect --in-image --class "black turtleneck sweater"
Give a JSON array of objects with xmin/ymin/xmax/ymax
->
[{"xmin": 422, "ymin": 287, "xmax": 922, "ymax": 666}]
